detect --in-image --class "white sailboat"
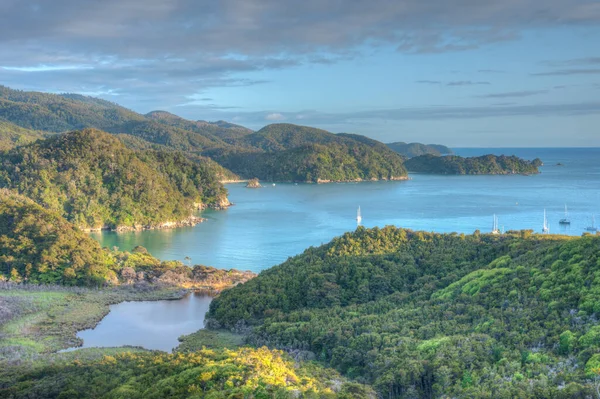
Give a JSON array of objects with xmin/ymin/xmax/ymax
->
[
  {"xmin": 356, "ymin": 206, "xmax": 362, "ymax": 224},
  {"xmin": 542, "ymin": 209, "xmax": 550, "ymax": 234},
  {"xmin": 559, "ymin": 204, "xmax": 571, "ymax": 225},
  {"xmin": 491, "ymin": 214, "xmax": 500, "ymax": 234},
  {"xmin": 586, "ymin": 215, "xmax": 598, "ymax": 232}
]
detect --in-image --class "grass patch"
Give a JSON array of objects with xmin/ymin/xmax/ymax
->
[
  {"xmin": 175, "ymin": 329, "xmax": 244, "ymax": 352},
  {"xmin": 0, "ymin": 286, "xmax": 186, "ymax": 364}
]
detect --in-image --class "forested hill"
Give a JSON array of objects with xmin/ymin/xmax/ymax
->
[
  {"xmin": 0, "ymin": 119, "xmax": 47, "ymax": 150},
  {"xmin": 0, "ymin": 189, "xmax": 110, "ymax": 285},
  {"xmin": 211, "ymin": 123, "xmax": 409, "ymax": 182},
  {"xmin": 0, "ymin": 189, "xmax": 254, "ymax": 287},
  {"xmin": 386, "ymin": 141, "xmax": 453, "ymax": 158},
  {"xmin": 0, "ymin": 129, "xmax": 229, "ymax": 230},
  {"xmin": 208, "ymin": 226, "xmax": 600, "ymax": 398},
  {"xmin": 0, "ymin": 86, "xmax": 244, "ymax": 152},
  {"xmin": 3, "ymin": 347, "xmax": 375, "ymax": 398},
  {"xmin": 0, "ymin": 86, "xmax": 409, "ymax": 182},
  {"xmin": 145, "ymin": 110, "xmax": 254, "ymax": 142},
  {"xmin": 405, "ymin": 153, "xmax": 543, "ymax": 175},
  {"xmin": 0, "ymin": 85, "xmax": 144, "ymax": 132}
]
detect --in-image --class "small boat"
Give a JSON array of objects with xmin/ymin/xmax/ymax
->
[
  {"xmin": 586, "ymin": 215, "xmax": 598, "ymax": 232},
  {"xmin": 559, "ymin": 204, "xmax": 571, "ymax": 225},
  {"xmin": 542, "ymin": 209, "xmax": 550, "ymax": 234},
  {"xmin": 356, "ymin": 206, "xmax": 362, "ymax": 224},
  {"xmin": 272, "ymin": 183, "xmax": 276, "ymax": 187},
  {"xmin": 491, "ymin": 214, "xmax": 500, "ymax": 234}
]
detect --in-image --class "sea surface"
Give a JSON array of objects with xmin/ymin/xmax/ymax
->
[{"xmin": 94, "ymin": 148, "xmax": 600, "ymax": 273}]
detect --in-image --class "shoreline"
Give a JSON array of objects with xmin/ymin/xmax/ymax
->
[
  {"xmin": 80, "ymin": 215, "xmax": 206, "ymax": 233},
  {"xmin": 224, "ymin": 176, "xmax": 411, "ymax": 185}
]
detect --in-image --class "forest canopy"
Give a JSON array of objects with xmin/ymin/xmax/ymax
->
[
  {"xmin": 0, "ymin": 129, "xmax": 228, "ymax": 229},
  {"xmin": 208, "ymin": 226, "xmax": 600, "ymax": 398},
  {"xmin": 404, "ymin": 154, "xmax": 542, "ymax": 175}
]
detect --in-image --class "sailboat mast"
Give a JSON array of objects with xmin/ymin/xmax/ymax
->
[{"xmin": 543, "ymin": 209, "xmax": 549, "ymax": 234}]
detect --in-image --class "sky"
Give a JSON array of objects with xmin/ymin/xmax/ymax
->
[{"xmin": 1, "ymin": 0, "xmax": 599, "ymax": 147}]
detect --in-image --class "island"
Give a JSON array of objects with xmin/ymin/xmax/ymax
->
[
  {"xmin": 404, "ymin": 153, "xmax": 543, "ymax": 175},
  {"xmin": 246, "ymin": 177, "xmax": 262, "ymax": 188}
]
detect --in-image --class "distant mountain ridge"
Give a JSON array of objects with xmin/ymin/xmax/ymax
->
[
  {"xmin": 0, "ymin": 85, "xmax": 408, "ymax": 183},
  {"xmin": 386, "ymin": 141, "xmax": 453, "ymax": 158},
  {"xmin": 210, "ymin": 123, "xmax": 409, "ymax": 182}
]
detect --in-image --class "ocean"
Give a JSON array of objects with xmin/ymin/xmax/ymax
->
[{"xmin": 93, "ymin": 148, "xmax": 600, "ymax": 273}]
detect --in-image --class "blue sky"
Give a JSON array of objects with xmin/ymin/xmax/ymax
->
[{"xmin": 1, "ymin": 0, "xmax": 599, "ymax": 146}]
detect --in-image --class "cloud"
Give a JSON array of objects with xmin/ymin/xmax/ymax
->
[
  {"xmin": 265, "ymin": 113, "xmax": 285, "ymax": 121},
  {"xmin": 542, "ymin": 57, "xmax": 600, "ymax": 66},
  {"xmin": 2, "ymin": 64, "xmax": 94, "ymax": 72},
  {"xmin": 476, "ymin": 90, "xmax": 548, "ymax": 98},
  {"xmin": 1, "ymin": 0, "xmax": 599, "ymax": 111},
  {"xmin": 212, "ymin": 102, "xmax": 600, "ymax": 129},
  {"xmin": 531, "ymin": 69, "xmax": 600, "ymax": 76},
  {"xmin": 416, "ymin": 80, "xmax": 490, "ymax": 86},
  {"xmin": 446, "ymin": 81, "xmax": 490, "ymax": 86}
]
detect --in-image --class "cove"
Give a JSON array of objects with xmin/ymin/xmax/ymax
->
[
  {"xmin": 93, "ymin": 148, "xmax": 600, "ymax": 273},
  {"xmin": 67, "ymin": 293, "xmax": 212, "ymax": 352}
]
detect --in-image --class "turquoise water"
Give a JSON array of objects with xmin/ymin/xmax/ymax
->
[{"xmin": 94, "ymin": 148, "xmax": 600, "ymax": 273}]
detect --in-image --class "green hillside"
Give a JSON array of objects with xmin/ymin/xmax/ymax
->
[
  {"xmin": 0, "ymin": 86, "xmax": 407, "ymax": 183},
  {"xmin": 0, "ymin": 119, "xmax": 47, "ymax": 150},
  {"xmin": 0, "ymin": 86, "xmax": 240, "ymax": 152},
  {"xmin": 208, "ymin": 227, "xmax": 600, "ymax": 398},
  {"xmin": 146, "ymin": 110, "xmax": 253, "ymax": 142},
  {"xmin": 0, "ymin": 189, "xmax": 112, "ymax": 285},
  {"xmin": 0, "ymin": 129, "xmax": 228, "ymax": 229},
  {"xmin": 1, "ymin": 347, "xmax": 374, "ymax": 398},
  {"xmin": 405, "ymin": 154, "xmax": 542, "ymax": 174},
  {"xmin": 0, "ymin": 190, "xmax": 253, "ymax": 287},
  {"xmin": 0, "ymin": 86, "xmax": 144, "ymax": 132},
  {"xmin": 214, "ymin": 124, "xmax": 408, "ymax": 182}
]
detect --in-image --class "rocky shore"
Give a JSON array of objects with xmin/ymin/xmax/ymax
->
[
  {"xmin": 246, "ymin": 178, "xmax": 262, "ymax": 188},
  {"xmin": 80, "ymin": 215, "xmax": 206, "ymax": 233},
  {"xmin": 313, "ymin": 176, "xmax": 410, "ymax": 183}
]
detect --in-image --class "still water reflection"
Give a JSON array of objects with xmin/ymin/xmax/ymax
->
[{"xmin": 70, "ymin": 293, "xmax": 211, "ymax": 352}]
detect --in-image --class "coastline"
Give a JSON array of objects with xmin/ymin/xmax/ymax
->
[
  {"xmin": 224, "ymin": 176, "xmax": 411, "ymax": 185},
  {"xmin": 79, "ymin": 215, "xmax": 206, "ymax": 233},
  {"xmin": 79, "ymin": 196, "xmax": 232, "ymax": 233}
]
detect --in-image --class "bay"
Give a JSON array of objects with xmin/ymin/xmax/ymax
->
[{"xmin": 93, "ymin": 148, "xmax": 600, "ymax": 273}]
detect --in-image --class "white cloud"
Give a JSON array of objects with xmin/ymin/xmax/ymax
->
[{"xmin": 265, "ymin": 113, "xmax": 285, "ymax": 121}]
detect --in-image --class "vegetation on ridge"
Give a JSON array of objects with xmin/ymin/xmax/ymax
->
[
  {"xmin": 208, "ymin": 226, "xmax": 600, "ymax": 398},
  {"xmin": 212, "ymin": 124, "xmax": 408, "ymax": 182},
  {"xmin": 386, "ymin": 142, "xmax": 453, "ymax": 158},
  {"xmin": 0, "ymin": 129, "xmax": 228, "ymax": 230},
  {"xmin": 0, "ymin": 119, "xmax": 47, "ymax": 151},
  {"xmin": 0, "ymin": 190, "xmax": 252, "ymax": 287},
  {"xmin": 0, "ymin": 346, "xmax": 375, "ymax": 398},
  {"xmin": 404, "ymin": 154, "xmax": 543, "ymax": 175}
]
